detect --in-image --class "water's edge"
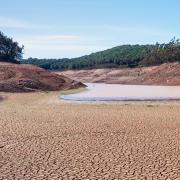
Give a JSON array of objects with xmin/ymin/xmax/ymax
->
[{"xmin": 60, "ymin": 83, "xmax": 180, "ymax": 102}]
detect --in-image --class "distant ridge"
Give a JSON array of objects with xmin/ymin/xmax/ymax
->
[{"xmin": 22, "ymin": 39, "xmax": 180, "ymax": 71}]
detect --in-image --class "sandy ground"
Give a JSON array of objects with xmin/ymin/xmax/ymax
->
[{"xmin": 0, "ymin": 92, "xmax": 180, "ymax": 179}]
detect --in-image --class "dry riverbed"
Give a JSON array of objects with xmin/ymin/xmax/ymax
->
[{"xmin": 0, "ymin": 92, "xmax": 179, "ymax": 179}]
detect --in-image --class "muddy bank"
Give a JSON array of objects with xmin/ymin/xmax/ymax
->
[
  {"xmin": 57, "ymin": 62, "xmax": 180, "ymax": 86},
  {"xmin": 0, "ymin": 62, "xmax": 85, "ymax": 92}
]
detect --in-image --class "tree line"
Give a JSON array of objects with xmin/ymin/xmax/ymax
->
[
  {"xmin": 141, "ymin": 38, "xmax": 180, "ymax": 66},
  {"xmin": 0, "ymin": 31, "xmax": 24, "ymax": 63},
  {"xmin": 22, "ymin": 38, "xmax": 180, "ymax": 70},
  {"xmin": 1, "ymin": 30, "xmax": 179, "ymax": 69}
]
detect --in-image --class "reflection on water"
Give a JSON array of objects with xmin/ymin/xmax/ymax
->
[{"xmin": 61, "ymin": 83, "xmax": 180, "ymax": 101}]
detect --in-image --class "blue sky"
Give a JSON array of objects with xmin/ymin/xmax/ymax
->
[{"xmin": 0, "ymin": 0, "xmax": 180, "ymax": 58}]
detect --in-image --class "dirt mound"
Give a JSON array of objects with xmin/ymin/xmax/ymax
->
[
  {"xmin": 59, "ymin": 62, "xmax": 180, "ymax": 86},
  {"xmin": 0, "ymin": 62, "xmax": 85, "ymax": 92},
  {"xmin": 141, "ymin": 62, "xmax": 180, "ymax": 85}
]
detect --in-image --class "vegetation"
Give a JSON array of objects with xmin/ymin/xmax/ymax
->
[
  {"xmin": 0, "ymin": 31, "xmax": 24, "ymax": 63},
  {"xmin": 22, "ymin": 38, "xmax": 180, "ymax": 70},
  {"xmin": 1, "ymin": 30, "xmax": 179, "ymax": 68},
  {"xmin": 23, "ymin": 45, "xmax": 150, "ymax": 70},
  {"xmin": 141, "ymin": 38, "xmax": 180, "ymax": 66}
]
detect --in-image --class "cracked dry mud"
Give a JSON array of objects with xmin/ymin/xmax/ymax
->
[{"xmin": 0, "ymin": 93, "xmax": 179, "ymax": 179}]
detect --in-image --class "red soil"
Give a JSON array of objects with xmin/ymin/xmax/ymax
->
[{"xmin": 0, "ymin": 62, "xmax": 85, "ymax": 92}]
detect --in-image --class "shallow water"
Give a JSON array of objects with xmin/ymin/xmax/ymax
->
[{"xmin": 61, "ymin": 83, "xmax": 180, "ymax": 101}]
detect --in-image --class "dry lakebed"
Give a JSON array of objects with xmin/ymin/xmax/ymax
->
[{"xmin": 0, "ymin": 88, "xmax": 180, "ymax": 179}]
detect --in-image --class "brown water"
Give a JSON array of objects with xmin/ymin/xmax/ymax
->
[{"xmin": 61, "ymin": 83, "xmax": 180, "ymax": 101}]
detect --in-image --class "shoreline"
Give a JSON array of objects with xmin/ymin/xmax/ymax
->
[
  {"xmin": 57, "ymin": 62, "xmax": 180, "ymax": 86},
  {"xmin": 60, "ymin": 83, "xmax": 180, "ymax": 103}
]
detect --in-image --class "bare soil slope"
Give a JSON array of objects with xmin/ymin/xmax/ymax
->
[
  {"xmin": 59, "ymin": 62, "xmax": 180, "ymax": 85},
  {"xmin": 0, "ymin": 62, "xmax": 85, "ymax": 92}
]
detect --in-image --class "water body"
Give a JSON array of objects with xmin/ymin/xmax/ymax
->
[{"xmin": 61, "ymin": 83, "xmax": 180, "ymax": 101}]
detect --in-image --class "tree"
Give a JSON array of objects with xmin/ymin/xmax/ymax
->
[
  {"xmin": 22, "ymin": 39, "xmax": 180, "ymax": 70},
  {"xmin": 0, "ymin": 31, "xmax": 24, "ymax": 63}
]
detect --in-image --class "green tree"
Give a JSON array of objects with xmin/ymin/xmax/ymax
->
[{"xmin": 0, "ymin": 31, "xmax": 24, "ymax": 63}]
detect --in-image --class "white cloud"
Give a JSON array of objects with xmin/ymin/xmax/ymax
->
[
  {"xmin": 16, "ymin": 34, "xmax": 107, "ymax": 47},
  {"xmin": 9, "ymin": 24, "xmax": 176, "ymax": 58},
  {"xmin": 102, "ymin": 25, "xmax": 177, "ymax": 38},
  {"xmin": 24, "ymin": 44, "xmax": 109, "ymax": 59},
  {"xmin": 17, "ymin": 35, "xmax": 80, "ymax": 45},
  {"xmin": 0, "ymin": 16, "xmax": 48, "ymax": 29},
  {"xmin": 16, "ymin": 35, "xmax": 83, "ymax": 53},
  {"xmin": 15, "ymin": 35, "xmax": 109, "ymax": 58}
]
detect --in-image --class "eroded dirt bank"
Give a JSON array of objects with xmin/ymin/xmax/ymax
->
[
  {"xmin": 58, "ymin": 62, "xmax": 180, "ymax": 86},
  {"xmin": 0, "ymin": 92, "xmax": 179, "ymax": 179},
  {"xmin": 0, "ymin": 62, "xmax": 85, "ymax": 92}
]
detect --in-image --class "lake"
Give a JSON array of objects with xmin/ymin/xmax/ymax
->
[{"xmin": 60, "ymin": 83, "xmax": 180, "ymax": 101}]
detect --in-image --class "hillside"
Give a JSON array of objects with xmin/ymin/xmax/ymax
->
[
  {"xmin": 23, "ymin": 45, "xmax": 149, "ymax": 70},
  {"xmin": 58, "ymin": 62, "xmax": 180, "ymax": 86},
  {"xmin": 0, "ymin": 62, "xmax": 85, "ymax": 92},
  {"xmin": 22, "ymin": 39, "xmax": 180, "ymax": 71}
]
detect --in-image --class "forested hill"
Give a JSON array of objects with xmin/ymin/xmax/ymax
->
[{"xmin": 22, "ymin": 38, "xmax": 180, "ymax": 70}]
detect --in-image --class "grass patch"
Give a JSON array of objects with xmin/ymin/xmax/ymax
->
[
  {"xmin": 146, "ymin": 104, "xmax": 159, "ymax": 107},
  {"xmin": 60, "ymin": 87, "xmax": 87, "ymax": 96}
]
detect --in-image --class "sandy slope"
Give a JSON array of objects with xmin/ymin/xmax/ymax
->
[
  {"xmin": 58, "ymin": 62, "xmax": 180, "ymax": 86},
  {"xmin": 0, "ymin": 92, "xmax": 179, "ymax": 179}
]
